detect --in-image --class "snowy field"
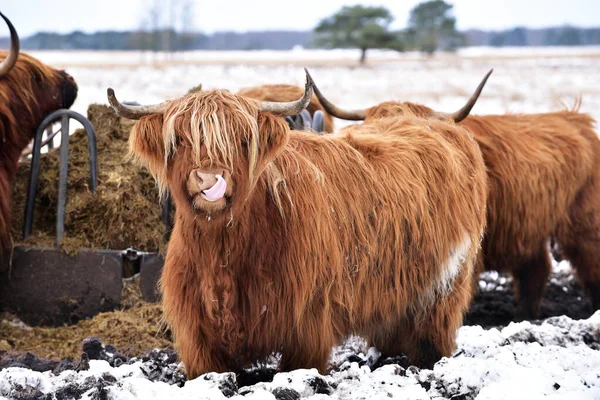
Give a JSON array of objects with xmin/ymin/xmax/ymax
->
[
  {"xmin": 26, "ymin": 46, "xmax": 600, "ymax": 133},
  {"xmin": 2, "ymin": 47, "xmax": 600, "ymax": 399}
]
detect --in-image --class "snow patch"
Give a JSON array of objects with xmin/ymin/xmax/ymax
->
[{"xmin": 1, "ymin": 313, "xmax": 598, "ymax": 399}]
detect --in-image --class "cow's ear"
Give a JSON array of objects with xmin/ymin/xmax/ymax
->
[
  {"xmin": 255, "ymin": 113, "xmax": 289, "ymax": 165},
  {"xmin": 128, "ymin": 114, "xmax": 166, "ymax": 178}
]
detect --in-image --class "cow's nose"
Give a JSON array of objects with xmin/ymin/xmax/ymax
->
[{"xmin": 194, "ymin": 171, "xmax": 218, "ymax": 191}]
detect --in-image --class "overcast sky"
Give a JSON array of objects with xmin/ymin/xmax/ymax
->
[{"xmin": 2, "ymin": 0, "xmax": 599, "ymax": 37}]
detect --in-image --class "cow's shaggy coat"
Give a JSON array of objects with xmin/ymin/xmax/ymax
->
[
  {"xmin": 318, "ymin": 96, "xmax": 600, "ymax": 318},
  {"xmin": 125, "ymin": 88, "xmax": 488, "ymax": 378}
]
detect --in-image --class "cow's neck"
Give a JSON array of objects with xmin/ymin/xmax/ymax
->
[
  {"xmin": 0, "ymin": 132, "xmax": 26, "ymax": 252},
  {"xmin": 175, "ymin": 187, "xmax": 285, "ymax": 273}
]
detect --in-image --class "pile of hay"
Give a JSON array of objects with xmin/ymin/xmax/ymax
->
[{"xmin": 11, "ymin": 104, "xmax": 167, "ymax": 254}]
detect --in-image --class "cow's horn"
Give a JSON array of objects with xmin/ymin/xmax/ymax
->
[
  {"xmin": 107, "ymin": 88, "xmax": 168, "ymax": 119},
  {"xmin": 307, "ymin": 69, "xmax": 366, "ymax": 121},
  {"xmin": 0, "ymin": 11, "xmax": 19, "ymax": 78},
  {"xmin": 258, "ymin": 69, "xmax": 314, "ymax": 116},
  {"xmin": 431, "ymin": 69, "xmax": 493, "ymax": 123}
]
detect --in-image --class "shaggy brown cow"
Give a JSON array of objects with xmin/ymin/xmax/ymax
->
[
  {"xmin": 107, "ymin": 71, "xmax": 488, "ymax": 378},
  {"xmin": 310, "ymin": 71, "xmax": 600, "ymax": 318},
  {"xmin": 237, "ymin": 83, "xmax": 334, "ymax": 132},
  {"xmin": 0, "ymin": 12, "xmax": 78, "ymax": 252}
]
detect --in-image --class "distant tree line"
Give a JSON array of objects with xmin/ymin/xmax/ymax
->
[
  {"xmin": 465, "ymin": 26, "xmax": 600, "ymax": 47},
  {"xmin": 3, "ymin": 26, "xmax": 598, "ymax": 52},
  {"xmin": 11, "ymin": 30, "xmax": 313, "ymax": 51},
  {"xmin": 0, "ymin": 0, "xmax": 597, "ymax": 53}
]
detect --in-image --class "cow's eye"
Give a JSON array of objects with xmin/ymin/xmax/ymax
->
[{"xmin": 32, "ymin": 71, "xmax": 43, "ymax": 86}]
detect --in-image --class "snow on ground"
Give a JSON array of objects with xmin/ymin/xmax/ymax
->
[
  {"xmin": 478, "ymin": 253, "xmax": 575, "ymax": 293},
  {"xmin": 1, "ymin": 312, "xmax": 598, "ymax": 399}
]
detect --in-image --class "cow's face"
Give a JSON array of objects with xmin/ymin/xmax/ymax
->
[
  {"xmin": 24, "ymin": 57, "xmax": 78, "ymax": 122},
  {"xmin": 1, "ymin": 52, "xmax": 78, "ymax": 131},
  {"xmin": 0, "ymin": 11, "xmax": 78, "ymax": 149},
  {"xmin": 114, "ymin": 72, "xmax": 312, "ymax": 223},
  {"xmin": 129, "ymin": 91, "xmax": 290, "ymax": 221}
]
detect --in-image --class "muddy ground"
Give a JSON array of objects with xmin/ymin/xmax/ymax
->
[
  {"xmin": 0, "ymin": 267, "xmax": 595, "ymax": 384},
  {"xmin": 465, "ymin": 267, "xmax": 594, "ymax": 327}
]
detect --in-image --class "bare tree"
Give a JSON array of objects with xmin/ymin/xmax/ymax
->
[
  {"xmin": 135, "ymin": 0, "xmax": 194, "ymax": 63},
  {"xmin": 179, "ymin": 0, "xmax": 195, "ymax": 55}
]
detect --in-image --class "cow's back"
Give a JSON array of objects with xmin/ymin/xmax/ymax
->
[{"xmin": 462, "ymin": 113, "xmax": 596, "ymax": 269}]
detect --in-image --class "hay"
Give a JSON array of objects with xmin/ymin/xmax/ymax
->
[
  {"xmin": 0, "ymin": 275, "xmax": 171, "ymax": 360},
  {"xmin": 10, "ymin": 104, "xmax": 167, "ymax": 254},
  {"xmin": 0, "ymin": 305, "xmax": 171, "ymax": 360}
]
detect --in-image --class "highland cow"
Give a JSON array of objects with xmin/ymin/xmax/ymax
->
[
  {"xmin": 0, "ymin": 12, "xmax": 78, "ymax": 252},
  {"xmin": 237, "ymin": 83, "xmax": 334, "ymax": 132},
  {"xmin": 107, "ymin": 71, "xmax": 488, "ymax": 378},
  {"xmin": 310, "ymin": 70, "xmax": 600, "ymax": 318}
]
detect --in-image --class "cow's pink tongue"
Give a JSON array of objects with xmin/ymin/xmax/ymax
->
[{"xmin": 201, "ymin": 174, "xmax": 227, "ymax": 202}]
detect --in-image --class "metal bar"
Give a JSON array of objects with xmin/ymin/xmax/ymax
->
[
  {"xmin": 45, "ymin": 125, "xmax": 54, "ymax": 149},
  {"xmin": 312, "ymin": 110, "xmax": 325, "ymax": 133},
  {"xmin": 23, "ymin": 114, "xmax": 52, "ymax": 237},
  {"xmin": 300, "ymin": 109, "xmax": 312, "ymax": 130},
  {"xmin": 23, "ymin": 109, "xmax": 98, "ymax": 239},
  {"xmin": 56, "ymin": 115, "xmax": 70, "ymax": 247},
  {"xmin": 285, "ymin": 116, "xmax": 295, "ymax": 130},
  {"xmin": 162, "ymin": 190, "xmax": 172, "ymax": 242}
]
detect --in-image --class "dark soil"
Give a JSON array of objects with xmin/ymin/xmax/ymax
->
[{"xmin": 465, "ymin": 269, "xmax": 594, "ymax": 327}]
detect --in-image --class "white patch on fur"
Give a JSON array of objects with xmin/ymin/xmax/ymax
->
[
  {"xmin": 416, "ymin": 233, "xmax": 472, "ymax": 316},
  {"xmin": 438, "ymin": 233, "xmax": 472, "ymax": 297}
]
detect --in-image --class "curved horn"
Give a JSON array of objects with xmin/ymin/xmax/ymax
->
[
  {"xmin": 306, "ymin": 69, "xmax": 366, "ymax": 121},
  {"xmin": 107, "ymin": 88, "xmax": 168, "ymax": 119},
  {"xmin": 258, "ymin": 69, "xmax": 314, "ymax": 116},
  {"xmin": 431, "ymin": 69, "xmax": 493, "ymax": 123},
  {"xmin": 0, "ymin": 11, "xmax": 20, "ymax": 78}
]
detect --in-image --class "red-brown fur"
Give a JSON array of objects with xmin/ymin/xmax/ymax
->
[
  {"xmin": 128, "ymin": 91, "xmax": 487, "ymax": 378},
  {"xmin": 237, "ymin": 84, "xmax": 334, "ymax": 132},
  {"xmin": 362, "ymin": 101, "xmax": 600, "ymax": 317},
  {"xmin": 0, "ymin": 51, "xmax": 78, "ymax": 252}
]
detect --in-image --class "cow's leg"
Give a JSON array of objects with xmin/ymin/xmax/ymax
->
[
  {"xmin": 173, "ymin": 331, "xmax": 231, "ymax": 379},
  {"xmin": 555, "ymin": 188, "xmax": 600, "ymax": 312},
  {"xmin": 369, "ymin": 262, "xmax": 474, "ymax": 369},
  {"xmin": 511, "ymin": 246, "xmax": 552, "ymax": 320},
  {"xmin": 367, "ymin": 319, "xmax": 414, "ymax": 364},
  {"xmin": 279, "ymin": 326, "xmax": 334, "ymax": 374},
  {"xmin": 562, "ymin": 238, "xmax": 600, "ymax": 311},
  {"xmin": 279, "ymin": 342, "xmax": 331, "ymax": 374}
]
